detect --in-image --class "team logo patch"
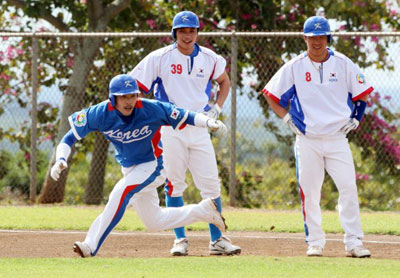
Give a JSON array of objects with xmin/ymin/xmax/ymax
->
[
  {"xmin": 125, "ymin": 80, "xmax": 133, "ymax": 88},
  {"xmin": 357, "ymin": 74, "xmax": 366, "ymax": 84},
  {"xmin": 196, "ymin": 68, "xmax": 205, "ymax": 78},
  {"xmin": 329, "ymin": 72, "xmax": 338, "ymax": 82},
  {"xmin": 75, "ymin": 111, "xmax": 87, "ymax": 127},
  {"xmin": 170, "ymin": 109, "xmax": 180, "ymax": 120},
  {"xmin": 314, "ymin": 23, "xmax": 322, "ymax": 29}
]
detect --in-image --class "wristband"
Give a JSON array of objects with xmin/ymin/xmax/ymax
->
[{"xmin": 351, "ymin": 100, "xmax": 367, "ymax": 122}]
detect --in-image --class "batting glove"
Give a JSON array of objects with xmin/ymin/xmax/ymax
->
[
  {"xmin": 204, "ymin": 104, "xmax": 222, "ymax": 120},
  {"xmin": 50, "ymin": 159, "xmax": 68, "ymax": 181},
  {"xmin": 206, "ymin": 119, "xmax": 227, "ymax": 136},
  {"xmin": 340, "ymin": 118, "xmax": 359, "ymax": 134},
  {"xmin": 283, "ymin": 114, "xmax": 302, "ymax": 136}
]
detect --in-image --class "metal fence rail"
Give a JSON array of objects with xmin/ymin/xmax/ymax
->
[{"xmin": 0, "ymin": 32, "xmax": 399, "ymax": 209}]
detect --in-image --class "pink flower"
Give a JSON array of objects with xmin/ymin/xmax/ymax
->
[
  {"xmin": 339, "ymin": 25, "xmax": 346, "ymax": 31},
  {"xmin": 199, "ymin": 22, "xmax": 205, "ymax": 30},
  {"xmin": 241, "ymin": 14, "xmax": 252, "ymax": 20},
  {"xmin": 370, "ymin": 24, "xmax": 381, "ymax": 31},
  {"xmin": 384, "ymin": 95, "xmax": 391, "ymax": 101},
  {"xmin": 251, "ymin": 24, "xmax": 257, "ymax": 30},
  {"xmin": 372, "ymin": 36, "xmax": 379, "ymax": 43},
  {"xmin": 355, "ymin": 37, "xmax": 361, "ymax": 46},
  {"xmin": 2, "ymin": 36, "xmax": 8, "ymax": 41},
  {"xmin": 25, "ymin": 152, "xmax": 31, "ymax": 161},
  {"xmin": 1, "ymin": 72, "xmax": 11, "ymax": 81},
  {"xmin": 67, "ymin": 57, "xmax": 74, "ymax": 68},
  {"xmin": 4, "ymin": 88, "xmax": 11, "ymax": 95},
  {"xmin": 16, "ymin": 48, "xmax": 24, "ymax": 56},
  {"xmin": 390, "ymin": 9, "xmax": 399, "ymax": 17},
  {"xmin": 279, "ymin": 14, "xmax": 286, "ymax": 20},
  {"xmin": 7, "ymin": 45, "xmax": 16, "ymax": 59},
  {"xmin": 355, "ymin": 1, "xmax": 366, "ymax": 7},
  {"xmin": 81, "ymin": 0, "xmax": 87, "ymax": 4},
  {"xmin": 146, "ymin": 19, "xmax": 156, "ymax": 29}
]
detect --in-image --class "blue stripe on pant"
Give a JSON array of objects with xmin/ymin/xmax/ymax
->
[{"xmin": 92, "ymin": 161, "xmax": 163, "ymax": 256}]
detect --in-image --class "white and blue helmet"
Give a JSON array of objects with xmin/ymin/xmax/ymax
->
[
  {"xmin": 109, "ymin": 74, "xmax": 140, "ymax": 106},
  {"xmin": 172, "ymin": 11, "xmax": 200, "ymax": 40},
  {"xmin": 303, "ymin": 16, "xmax": 332, "ymax": 43}
]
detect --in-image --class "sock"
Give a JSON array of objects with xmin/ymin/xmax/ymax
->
[
  {"xmin": 209, "ymin": 196, "xmax": 222, "ymax": 242},
  {"xmin": 166, "ymin": 194, "xmax": 186, "ymax": 239}
]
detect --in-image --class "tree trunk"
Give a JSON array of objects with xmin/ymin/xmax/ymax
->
[
  {"xmin": 84, "ymin": 132, "xmax": 110, "ymax": 204},
  {"xmin": 39, "ymin": 38, "xmax": 103, "ymax": 203}
]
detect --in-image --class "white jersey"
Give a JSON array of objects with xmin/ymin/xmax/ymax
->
[
  {"xmin": 263, "ymin": 49, "xmax": 374, "ymax": 137},
  {"xmin": 130, "ymin": 43, "xmax": 226, "ymax": 112}
]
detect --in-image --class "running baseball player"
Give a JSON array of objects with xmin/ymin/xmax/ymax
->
[
  {"xmin": 50, "ymin": 74, "xmax": 228, "ymax": 258},
  {"xmin": 129, "ymin": 11, "xmax": 241, "ymax": 256},
  {"xmin": 263, "ymin": 16, "xmax": 372, "ymax": 258}
]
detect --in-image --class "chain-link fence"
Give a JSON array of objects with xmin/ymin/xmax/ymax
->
[{"xmin": 0, "ymin": 32, "xmax": 399, "ymax": 210}]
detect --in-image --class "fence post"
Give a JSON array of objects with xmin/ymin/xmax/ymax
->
[
  {"xmin": 30, "ymin": 36, "xmax": 39, "ymax": 203},
  {"xmin": 229, "ymin": 32, "xmax": 238, "ymax": 206}
]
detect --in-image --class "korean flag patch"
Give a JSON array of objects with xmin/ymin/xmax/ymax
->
[
  {"xmin": 75, "ymin": 111, "xmax": 87, "ymax": 127},
  {"xmin": 170, "ymin": 108, "xmax": 180, "ymax": 120}
]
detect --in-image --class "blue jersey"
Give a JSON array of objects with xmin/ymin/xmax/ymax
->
[{"xmin": 68, "ymin": 98, "xmax": 193, "ymax": 167}]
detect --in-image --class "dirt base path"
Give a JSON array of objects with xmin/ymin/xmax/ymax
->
[{"xmin": 1, "ymin": 230, "xmax": 399, "ymax": 259}]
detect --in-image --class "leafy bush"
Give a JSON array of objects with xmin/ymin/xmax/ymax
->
[{"xmin": 0, "ymin": 150, "xmax": 48, "ymax": 200}]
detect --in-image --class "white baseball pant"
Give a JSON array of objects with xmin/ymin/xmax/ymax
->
[
  {"xmin": 83, "ymin": 159, "xmax": 217, "ymax": 256},
  {"xmin": 294, "ymin": 135, "xmax": 365, "ymax": 250},
  {"xmin": 161, "ymin": 125, "xmax": 221, "ymax": 198}
]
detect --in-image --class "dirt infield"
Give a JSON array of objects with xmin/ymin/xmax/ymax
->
[{"xmin": 1, "ymin": 230, "xmax": 400, "ymax": 259}]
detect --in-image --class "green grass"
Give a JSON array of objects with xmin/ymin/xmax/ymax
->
[
  {"xmin": 0, "ymin": 257, "xmax": 399, "ymax": 278},
  {"xmin": 1, "ymin": 206, "xmax": 400, "ymax": 235}
]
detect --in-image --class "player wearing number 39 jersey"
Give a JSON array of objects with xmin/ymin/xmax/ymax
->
[
  {"xmin": 263, "ymin": 16, "xmax": 372, "ymax": 258},
  {"xmin": 50, "ymin": 74, "xmax": 228, "ymax": 257},
  {"xmin": 130, "ymin": 11, "xmax": 240, "ymax": 256}
]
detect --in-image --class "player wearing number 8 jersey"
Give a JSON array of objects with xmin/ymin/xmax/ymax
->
[
  {"xmin": 263, "ymin": 16, "xmax": 372, "ymax": 258},
  {"xmin": 129, "ymin": 11, "xmax": 240, "ymax": 256}
]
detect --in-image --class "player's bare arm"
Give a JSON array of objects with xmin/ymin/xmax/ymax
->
[
  {"xmin": 264, "ymin": 93, "xmax": 287, "ymax": 119},
  {"xmin": 215, "ymin": 71, "xmax": 230, "ymax": 108}
]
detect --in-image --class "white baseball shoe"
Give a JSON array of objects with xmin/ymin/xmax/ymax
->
[
  {"xmin": 306, "ymin": 245, "xmax": 323, "ymax": 257},
  {"xmin": 73, "ymin": 241, "xmax": 92, "ymax": 258},
  {"xmin": 346, "ymin": 245, "xmax": 371, "ymax": 258},
  {"xmin": 200, "ymin": 198, "xmax": 227, "ymax": 233},
  {"xmin": 170, "ymin": 238, "xmax": 189, "ymax": 256},
  {"xmin": 209, "ymin": 236, "xmax": 241, "ymax": 255}
]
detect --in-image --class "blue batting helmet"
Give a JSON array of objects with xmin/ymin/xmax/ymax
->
[
  {"xmin": 303, "ymin": 16, "xmax": 332, "ymax": 43},
  {"xmin": 109, "ymin": 74, "xmax": 140, "ymax": 107},
  {"xmin": 171, "ymin": 11, "xmax": 200, "ymax": 40}
]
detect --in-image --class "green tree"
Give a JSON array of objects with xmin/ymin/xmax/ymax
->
[{"xmin": 1, "ymin": 0, "xmax": 399, "ymax": 205}]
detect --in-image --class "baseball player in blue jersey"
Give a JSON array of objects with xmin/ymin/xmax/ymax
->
[
  {"xmin": 50, "ymin": 74, "xmax": 228, "ymax": 258},
  {"xmin": 130, "ymin": 10, "xmax": 241, "ymax": 256},
  {"xmin": 263, "ymin": 16, "xmax": 372, "ymax": 258}
]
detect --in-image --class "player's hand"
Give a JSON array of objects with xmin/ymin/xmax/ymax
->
[
  {"xmin": 204, "ymin": 104, "xmax": 222, "ymax": 120},
  {"xmin": 283, "ymin": 113, "xmax": 302, "ymax": 135},
  {"xmin": 340, "ymin": 118, "xmax": 359, "ymax": 134},
  {"xmin": 50, "ymin": 159, "xmax": 68, "ymax": 181},
  {"xmin": 206, "ymin": 119, "xmax": 227, "ymax": 136}
]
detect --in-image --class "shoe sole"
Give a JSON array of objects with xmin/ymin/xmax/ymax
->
[
  {"xmin": 171, "ymin": 252, "xmax": 188, "ymax": 256},
  {"xmin": 210, "ymin": 198, "xmax": 228, "ymax": 232},
  {"xmin": 210, "ymin": 249, "xmax": 241, "ymax": 256},
  {"xmin": 346, "ymin": 252, "xmax": 371, "ymax": 258},
  {"xmin": 73, "ymin": 243, "xmax": 85, "ymax": 258},
  {"xmin": 307, "ymin": 253, "xmax": 323, "ymax": 257}
]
